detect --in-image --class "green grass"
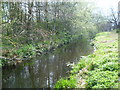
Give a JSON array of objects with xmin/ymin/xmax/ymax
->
[{"xmin": 54, "ymin": 31, "xmax": 118, "ymax": 88}]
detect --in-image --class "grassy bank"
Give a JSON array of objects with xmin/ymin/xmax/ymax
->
[
  {"xmin": 54, "ymin": 32, "xmax": 118, "ymax": 88},
  {"xmin": 1, "ymin": 31, "xmax": 82, "ymax": 67}
]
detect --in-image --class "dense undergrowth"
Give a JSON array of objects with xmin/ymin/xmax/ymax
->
[
  {"xmin": 54, "ymin": 31, "xmax": 118, "ymax": 88},
  {"xmin": 1, "ymin": 30, "xmax": 84, "ymax": 67}
]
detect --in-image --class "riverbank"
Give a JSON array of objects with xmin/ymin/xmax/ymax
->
[
  {"xmin": 2, "ymin": 35, "xmax": 94, "ymax": 88},
  {"xmin": 1, "ymin": 31, "xmax": 83, "ymax": 67},
  {"xmin": 54, "ymin": 32, "xmax": 118, "ymax": 88}
]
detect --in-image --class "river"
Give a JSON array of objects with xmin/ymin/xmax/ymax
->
[{"xmin": 2, "ymin": 38, "xmax": 93, "ymax": 88}]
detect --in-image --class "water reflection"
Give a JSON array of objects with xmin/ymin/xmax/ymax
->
[{"xmin": 2, "ymin": 39, "xmax": 93, "ymax": 88}]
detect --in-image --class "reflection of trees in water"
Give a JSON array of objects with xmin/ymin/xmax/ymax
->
[{"xmin": 28, "ymin": 65, "xmax": 36, "ymax": 88}]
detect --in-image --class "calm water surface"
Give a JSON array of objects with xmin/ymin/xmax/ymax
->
[{"xmin": 2, "ymin": 38, "xmax": 93, "ymax": 88}]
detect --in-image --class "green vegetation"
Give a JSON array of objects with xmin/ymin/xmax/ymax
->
[
  {"xmin": 54, "ymin": 76, "xmax": 76, "ymax": 88},
  {"xmin": 1, "ymin": 30, "xmax": 81, "ymax": 67},
  {"xmin": 1, "ymin": 2, "xmax": 107, "ymax": 67},
  {"xmin": 1, "ymin": 1, "xmax": 119, "ymax": 89},
  {"xmin": 54, "ymin": 32, "xmax": 118, "ymax": 88}
]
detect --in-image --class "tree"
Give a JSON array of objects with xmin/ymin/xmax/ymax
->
[{"xmin": 108, "ymin": 8, "xmax": 119, "ymax": 29}]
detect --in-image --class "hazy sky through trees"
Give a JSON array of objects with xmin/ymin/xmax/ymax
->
[{"xmin": 95, "ymin": 0, "xmax": 119, "ymax": 16}]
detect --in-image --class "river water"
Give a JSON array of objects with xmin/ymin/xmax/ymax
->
[{"xmin": 2, "ymin": 38, "xmax": 93, "ymax": 88}]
